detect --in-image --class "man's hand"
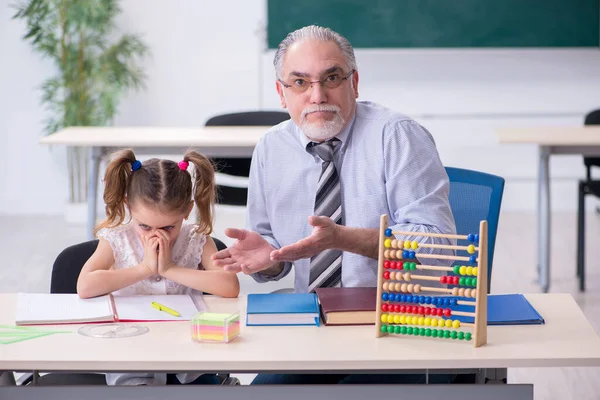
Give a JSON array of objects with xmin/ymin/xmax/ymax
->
[
  {"xmin": 269, "ymin": 216, "xmax": 340, "ymax": 262},
  {"xmin": 212, "ymin": 228, "xmax": 278, "ymax": 274}
]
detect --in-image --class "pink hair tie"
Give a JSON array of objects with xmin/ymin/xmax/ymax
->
[{"xmin": 178, "ymin": 160, "xmax": 189, "ymax": 170}]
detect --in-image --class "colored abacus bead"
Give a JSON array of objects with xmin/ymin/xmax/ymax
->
[
  {"xmin": 469, "ymin": 255, "xmax": 477, "ymax": 264},
  {"xmin": 384, "ymin": 239, "xmax": 391, "ymax": 248},
  {"xmin": 466, "ymin": 266, "xmax": 474, "ymax": 276},
  {"xmin": 413, "ymin": 284, "xmax": 422, "ymax": 293},
  {"xmin": 467, "ymin": 244, "xmax": 476, "ymax": 254},
  {"xmin": 459, "ymin": 265, "xmax": 467, "ymax": 275},
  {"xmin": 383, "ymin": 271, "xmax": 390, "ymax": 280},
  {"xmin": 465, "ymin": 332, "xmax": 472, "ymax": 341},
  {"xmin": 382, "ymin": 282, "xmax": 389, "ymax": 291},
  {"xmin": 452, "ymin": 287, "xmax": 459, "ymax": 296},
  {"xmin": 403, "ymin": 273, "xmax": 412, "ymax": 282},
  {"xmin": 384, "ymin": 260, "xmax": 391, "ymax": 269},
  {"xmin": 452, "ymin": 320, "xmax": 460, "ymax": 329},
  {"xmin": 453, "ymin": 265, "xmax": 460, "ymax": 274},
  {"xmin": 403, "ymin": 240, "xmax": 411, "ymax": 249},
  {"xmin": 443, "ymin": 308, "xmax": 452, "ymax": 317},
  {"xmin": 424, "ymin": 307, "xmax": 431, "ymax": 315},
  {"xmin": 382, "ymin": 293, "xmax": 389, "ymax": 301},
  {"xmin": 467, "ymin": 233, "xmax": 475, "ymax": 242},
  {"xmin": 385, "ymin": 228, "xmax": 392, "ymax": 237},
  {"xmin": 473, "ymin": 267, "xmax": 479, "ymax": 276},
  {"xmin": 474, "ymin": 234, "xmax": 479, "ymax": 243},
  {"xmin": 384, "ymin": 250, "xmax": 390, "ymax": 258},
  {"xmin": 440, "ymin": 275, "xmax": 448, "ymax": 284},
  {"xmin": 409, "ymin": 251, "xmax": 416, "ymax": 259},
  {"xmin": 411, "ymin": 240, "xmax": 419, "ymax": 250},
  {"xmin": 394, "ymin": 304, "xmax": 401, "ymax": 312},
  {"xmin": 391, "ymin": 239, "xmax": 398, "ymax": 249},
  {"xmin": 451, "ymin": 331, "xmax": 458, "ymax": 339},
  {"xmin": 459, "ymin": 277, "xmax": 466, "ymax": 286},
  {"xmin": 382, "ymin": 304, "xmax": 389, "ymax": 312},
  {"xmin": 453, "ymin": 276, "xmax": 460, "ymax": 285}
]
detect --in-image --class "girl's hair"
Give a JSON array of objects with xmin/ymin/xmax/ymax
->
[{"xmin": 94, "ymin": 148, "xmax": 216, "ymax": 236}]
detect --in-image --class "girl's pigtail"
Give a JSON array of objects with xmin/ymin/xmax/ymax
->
[
  {"xmin": 183, "ymin": 150, "xmax": 216, "ymax": 235},
  {"xmin": 93, "ymin": 149, "xmax": 138, "ymax": 236}
]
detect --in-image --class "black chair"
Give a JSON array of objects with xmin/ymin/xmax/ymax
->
[
  {"xmin": 24, "ymin": 237, "xmax": 237, "ymax": 386},
  {"xmin": 205, "ymin": 111, "xmax": 290, "ymax": 206},
  {"xmin": 576, "ymin": 109, "xmax": 600, "ymax": 292}
]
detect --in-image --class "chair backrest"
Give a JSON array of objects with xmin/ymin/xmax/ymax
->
[
  {"xmin": 205, "ymin": 111, "xmax": 290, "ymax": 127},
  {"xmin": 50, "ymin": 237, "xmax": 228, "ymax": 294},
  {"xmin": 583, "ymin": 109, "xmax": 600, "ymax": 171},
  {"xmin": 445, "ymin": 167, "xmax": 505, "ymax": 293},
  {"xmin": 205, "ymin": 111, "xmax": 290, "ymax": 205}
]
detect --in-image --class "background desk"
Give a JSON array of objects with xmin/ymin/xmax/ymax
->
[
  {"xmin": 39, "ymin": 127, "xmax": 267, "ymax": 240},
  {"xmin": 0, "ymin": 293, "xmax": 599, "ymax": 373},
  {"xmin": 497, "ymin": 127, "xmax": 600, "ymax": 293}
]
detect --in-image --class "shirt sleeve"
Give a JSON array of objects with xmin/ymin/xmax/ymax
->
[
  {"xmin": 245, "ymin": 139, "xmax": 293, "ymax": 282},
  {"xmin": 384, "ymin": 119, "xmax": 457, "ymax": 266}
]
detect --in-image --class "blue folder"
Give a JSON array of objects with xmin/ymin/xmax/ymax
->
[
  {"xmin": 451, "ymin": 294, "xmax": 544, "ymax": 325},
  {"xmin": 246, "ymin": 293, "xmax": 320, "ymax": 326}
]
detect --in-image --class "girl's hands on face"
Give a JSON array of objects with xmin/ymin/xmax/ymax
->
[
  {"xmin": 156, "ymin": 230, "xmax": 176, "ymax": 275},
  {"xmin": 141, "ymin": 235, "xmax": 159, "ymax": 275}
]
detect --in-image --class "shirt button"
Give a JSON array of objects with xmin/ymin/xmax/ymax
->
[{"xmin": 155, "ymin": 276, "xmax": 161, "ymax": 282}]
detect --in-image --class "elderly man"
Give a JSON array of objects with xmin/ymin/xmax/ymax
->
[{"xmin": 213, "ymin": 25, "xmax": 456, "ymax": 385}]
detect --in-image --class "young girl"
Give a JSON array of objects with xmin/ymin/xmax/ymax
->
[{"xmin": 77, "ymin": 148, "xmax": 240, "ymax": 386}]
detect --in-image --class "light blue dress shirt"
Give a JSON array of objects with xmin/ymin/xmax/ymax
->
[{"xmin": 247, "ymin": 101, "xmax": 456, "ymax": 293}]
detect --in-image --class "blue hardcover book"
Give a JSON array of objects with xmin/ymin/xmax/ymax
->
[
  {"xmin": 452, "ymin": 294, "xmax": 544, "ymax": 325},
  {"xmin": 246, "ymin": 293, "xmax": 320, "ymax": 326}
]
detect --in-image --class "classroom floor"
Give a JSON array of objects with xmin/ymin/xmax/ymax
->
[{"xmin": 1, "ymin": 211, "xmax": 599, "ymax": 398}]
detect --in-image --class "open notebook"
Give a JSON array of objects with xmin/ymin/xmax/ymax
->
[{"xmin": 15, "ymin": 293, "xmax": 205, "ymax": 326}]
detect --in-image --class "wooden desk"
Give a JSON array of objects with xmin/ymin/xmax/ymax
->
[
  {"xmin": 0, "ymin": 293, "xmax": 599, "ymax": 372},
  {"xmin": 39, "ymin": 127, "xmax": 268, "ymax": 240},
  {"xmin": 497, "ymin": 127, "xmax": 600, "ymax": 293}
]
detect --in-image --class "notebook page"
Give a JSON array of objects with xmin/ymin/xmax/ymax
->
[
  {"xmin": 15, "ymin": 293, "xmax": 114, "ymax": 325},
  {"xmin": 113, "ymin": 294, "xmax": 204, "ymax": 321}
]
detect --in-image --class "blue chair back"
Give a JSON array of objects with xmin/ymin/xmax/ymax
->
[{"xmin": 445, "ymin": 167, "xmax": 505, "ymax": 292}]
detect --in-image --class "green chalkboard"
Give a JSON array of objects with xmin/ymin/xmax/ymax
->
[{"xmin": 268, "ymin": 0, "xmax": 599, "ymax": 48}]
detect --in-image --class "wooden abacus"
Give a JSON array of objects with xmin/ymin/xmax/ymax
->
[{"xmin": 375, "ymin": 214, "xmax": 488, "ymax": 348}]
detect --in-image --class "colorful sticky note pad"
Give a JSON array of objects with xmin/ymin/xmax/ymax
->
[{"xmin": 191, "ymin": 312, "xmax": 240, "ymax": 343}]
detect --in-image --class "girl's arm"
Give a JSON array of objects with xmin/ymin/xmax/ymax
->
[
  {"xmin": 162, "ymin": 237, "xmax": 240, "ymax": 298},
  {"xmin": 76, "ymin": 238, "xmax": 154, "ymax": 299}
]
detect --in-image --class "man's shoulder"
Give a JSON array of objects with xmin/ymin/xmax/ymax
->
[
  {"xmin": 355, "ymin": 101, "xmax": 414, "ymax": 125},
  {"xmin": 257, "ymin": 118, "xmax": 297, "ymax": 148},
  {"xmin": 355, "ymin": 101, "xmax": 426, "ymax": 138}
]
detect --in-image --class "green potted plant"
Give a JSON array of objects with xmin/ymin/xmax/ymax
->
[{"xmin": 12, "ymin": 0, "xmax": 149, "ymax": 218}]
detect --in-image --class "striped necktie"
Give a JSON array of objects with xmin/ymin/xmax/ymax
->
[{"xmin": 308, "ymin": 138, "xmax": 343, "ymax": 292}]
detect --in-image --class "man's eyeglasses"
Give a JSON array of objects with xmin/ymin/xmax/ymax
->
[{"xmin": 278, "ymin": 69, "xmax": 354, "ymax": 94}]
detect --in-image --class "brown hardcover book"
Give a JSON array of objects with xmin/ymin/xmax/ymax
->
[{"xmin": 315, "ymin": 287, "xmax": 377, "ymax": 326}]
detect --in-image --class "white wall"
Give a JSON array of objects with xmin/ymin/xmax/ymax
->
[{"xmin": 1, "ymin": 0, "xmax": 600, "ymax": 217}]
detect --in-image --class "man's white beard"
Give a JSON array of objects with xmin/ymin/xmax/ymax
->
[{"xmin": 299, "ymin": 104, "xmax": 345, "ymax": 142}]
